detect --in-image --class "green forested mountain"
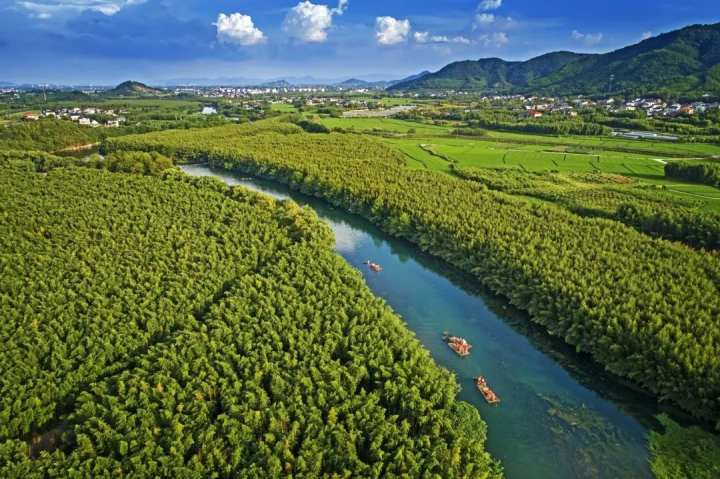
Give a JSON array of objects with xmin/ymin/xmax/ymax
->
[
  {"xmin": 390, "ymin": 52, "xmax": 586, "ymax": 92},
  {"xmin": 390, "ymin": 23, "xmax": 720, "ymax": 96}
]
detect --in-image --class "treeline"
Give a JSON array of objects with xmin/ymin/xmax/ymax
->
[
  {"xmin": 0, "ymin": 157, "xmax": 500, "ymax": 477},
  {"xmin": 107, "ymin": 122, "xmax": 720, "ymax": 429},
  {"xmin": 466, "ymin": 119, "xmax": 611, "ymax": 136},
  {"xmin": 595, "ymin": 114, "xmax": 720, "ymax": 138},
  {"xmin": 453, "ymin": 167, "xmax": 720, "ymax": 250},
  {"xmin": 450, "ymin": 128, "xmax": 489, "ymax": 137},
  {"xmin": 665, "ymin": 161, "xmax": 720, "ymax": 187},
  {"xmin": 617, "ymin": 202, "xmax": 720, "ymax": 251},
  {"xmin": 0, "ymin": 150, "xmax": 173, "ymax": 176},
  {"xmin": 0, "ymin": 119, "xmax": 102, "ymax": 152}
]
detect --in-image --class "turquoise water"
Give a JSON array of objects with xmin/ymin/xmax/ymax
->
[{"xmin": 181, "ymin": 164, "xmax": 682, "ymax": 479}]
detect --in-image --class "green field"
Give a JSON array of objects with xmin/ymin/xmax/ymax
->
[
  {"xmin": 318, "ymin": 117, "xmax": 450, "ymax": 136},
  {"xmin": 316, "ymin": 117, "xmax": 720, "ymax": 159},
  {"xmin": 376, "ymin": 97, "xmax": 416, "ymax": 106},
  {"xmin": 313, "ymin": 117, "xmax": 720, "ymax": 210},
  {"xmin": 269, "ymin": 103, "xmax": 298, "ymax": 113}
]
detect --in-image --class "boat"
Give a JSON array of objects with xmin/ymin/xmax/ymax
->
[
  {"xmin": 475, "ymin": 376, "xmax": 501, "ymax": 405},
  {"xmin": 444, "ymin": 334, "xmax": 471, "ymax": 357},
  {"xmin": 365, "ymin": 260, "xmax": 382, "ymax": 272}
]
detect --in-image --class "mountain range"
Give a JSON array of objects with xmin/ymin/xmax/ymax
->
[{"xmin": 390, "ymin": 23, "xmax": 720, "ymax": 96}]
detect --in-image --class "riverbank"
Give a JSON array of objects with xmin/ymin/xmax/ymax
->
[
  {"xmin": 105, "ymin": 125, "xmax": 720, "ymax": 430},
  {"xmin": 181, "ymin": 164, "xmax": 671, "ymax": 479}
]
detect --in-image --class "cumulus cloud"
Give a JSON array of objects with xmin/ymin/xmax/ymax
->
[
  {"xmin": 478, "ymin": 0, "xmax": 502, "ymax": 11},
  {"xmin": 376, "ymin": 16, "xmax": 411, "ymax": 45},
  {"xmin": 571, "ymin": 30, "xmax": 603, "ymax": 46},
  {"xmin": 479, "ymin": 31, "xmax": 509, "ymax": 47},
  {"xmin": 283, "ymin": 0, "xmax": 348, "ymax": 43},
  {"xmin": 641, "ymin": 31, "xmax": 653, "ymax": 40},
  {"xmin": 215, "ymin": 13, "xmax": 266, "ymax": 46},
  {"xmin": 414, "ymin": 32, "xmax": 471, "ymax": 45},
  {"xmin": 17, "ymin": 0, "xmax": 145, "ymax": 18}
]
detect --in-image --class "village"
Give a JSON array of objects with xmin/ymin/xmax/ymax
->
[
  {"xmin": 21, "ymin": 106, "xmax": 127, "ymax": 128},
  {"xmin": 512, "ymin": 95, "xmax": 719, "ymax": 119}
]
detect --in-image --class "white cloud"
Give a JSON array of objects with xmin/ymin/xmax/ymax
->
[
  {"xmin": 473, "ymin": 14, "xmax": 518, "ymax": 32},
  {"xmin": 332, "ymin": 0, "xmax": 349, "ymax": 15},
  {"xmin": 571, "ymin": 30, "xmax": 603, "ymax": 46},
  {"xmin": 16, "ymin": 0, "xmax": 145, "ymax": 18},
  {"xmin": 414, "ymin": 32, "xmax": 471, "ymax": 45},
  {"xmin": 215, "ymin": 13, "xmax": 266, "ymax": 46},
  {"xmin": 474, "ymin": 13, "xmax": 495, "ymax": 26},
  {"xmin": 376, "ymin": 16, "xmax": 411, "ymax": 45},
  {"xmin": 641, "ymin": 31, "xmax": 653, "ymax": 40},
  {"xmin": 283, "ymin": 0, "xmax": 348, "ymax": 43},
  {"xmin": 479, "ymin": 0, "xmax": 502, "ymax": 11},
  {"xmin": 479, "ymin": 31, "xmax": 509, "ymax": 47}
]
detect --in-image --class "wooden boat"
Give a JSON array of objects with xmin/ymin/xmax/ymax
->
[
  {"xmin": 365, "ymin": 261, "xmax": 382, "ymax": 273},
  {"xmin": 475, "ymin": 376, "xmax": 500, "ymax": 405},
  {"xmin": 444, "ymin": 334, "xmax": 471, "ymax": 358}
]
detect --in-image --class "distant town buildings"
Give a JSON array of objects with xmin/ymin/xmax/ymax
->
[{"xmin": 21, "ymin": 106, "xmax": 128, "ymax": 128}]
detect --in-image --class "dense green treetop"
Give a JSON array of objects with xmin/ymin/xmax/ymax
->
[
  {"xmin": 0, "ymin": 120, "xmax": 101, "ymax": 152},
  {"xmin": 0, "ymin": 155, "xmax": 500, "ymax": 477},
  {"xmin": 107, "ymin": 122, "xmax": 720, "ymax": 429}
]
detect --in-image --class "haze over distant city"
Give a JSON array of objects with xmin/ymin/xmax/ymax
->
[{"xmin": 1, "ymin": 0, "xmax": 719, "ymax": 85}]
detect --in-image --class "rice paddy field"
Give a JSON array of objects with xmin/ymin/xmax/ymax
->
[
  {"xmin": 315, "ymin": 116, "xmax": 720, "ymax": 211},
  {"xmin": 269, "ymin": 103, "xmax": 299, "ymax": 113}
]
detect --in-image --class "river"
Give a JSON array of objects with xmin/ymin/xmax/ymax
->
[{"xmin": 181, "ymin": 164, "xmax": 680, "ymax": 479}]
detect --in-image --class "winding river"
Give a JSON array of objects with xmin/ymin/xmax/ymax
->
[{"xmin": 181, "ymin": 164, "xmax": 683, "ymax": 479}]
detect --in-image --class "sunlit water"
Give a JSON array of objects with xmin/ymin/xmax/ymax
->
[{"xmin": 181, "ymin": 164, "xmax": 688, "ymax": 479}]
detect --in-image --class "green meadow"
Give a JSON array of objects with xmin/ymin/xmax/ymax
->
[{"xmin": 314, "ymin": 117, "xmax": 720, "ymax": 211}]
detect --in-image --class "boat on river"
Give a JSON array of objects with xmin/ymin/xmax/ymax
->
[
  {"xmin": 365, "ymin": 260, "xmax": 382, "ymax": 272},
  {"xmin": 475, "ymin": 376, "xmax": 501, "ymax": 405},
  {"xmin": 443, "ymin": 332, "xmax": 471, "ymax": 357}
]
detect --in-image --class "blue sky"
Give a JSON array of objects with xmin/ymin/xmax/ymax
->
[{"xmin": 1, "ymin": 0, "xmax": 719, "ymax": 84}]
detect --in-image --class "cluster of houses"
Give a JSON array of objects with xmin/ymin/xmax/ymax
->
[
  {"xmin": 467, "ymin": 95, "xmax": 583, "ymax": 119},
  {"xmin": 469, "ymin": 94, "xmax": 720, "ymax": 120},
  {"xmin": 604, "ymin": 98, "xmax": 719, "ymax": 117},
  {"xmin": 177, "ymin": 86, "xmax": 330, "ymax": 99},
  {"xmin": 23, "ymin": 107, "xmax": 127, "ymax": 128}
]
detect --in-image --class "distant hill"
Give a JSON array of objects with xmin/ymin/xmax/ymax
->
[
  {"xmin": 337, "ymin": 78, "xmax": 374, "ymax": 88},
  {"xmin": 104, "ymin": 81, "xmax": 165, "ymax": 96},
  {"xmin": 387, "ymin": 71, "xmax": 431, "ymax": 87},
  {"xmin": 336, "ymin": 78, "xmax": 390, "ymax": 89},
  {"xmin": 261, "ymin": 80, "xmax": 292, "ymax": 88},
  {"xmin": 390, "ymin": 53, "xmax": 585, "ymax": 92},
  {"xmin": 533, "ymin": 23, "xmax": 720, "ymax": 95},
  {"xmin": 389, "ymin": 23, "xmax": 720, "ymax": 96}
]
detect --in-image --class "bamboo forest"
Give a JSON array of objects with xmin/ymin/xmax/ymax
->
[{"xmin": 0, "ymin": 153, "xmax": 500, "ymax": 477}]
